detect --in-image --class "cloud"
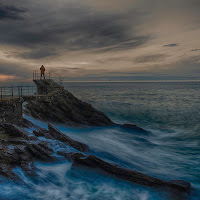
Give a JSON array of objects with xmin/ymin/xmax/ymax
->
[
  {"xmin": 0, "ymin": 0, "xmax": 150, "ymax": 60},
  {"xmin": 191, "ymin": 49, "xmax": 200, "ymax": 52},
  {"xmin": 0, "ymin": 0, "xmax": 200, "ymax": 81},
  {"xmin": 0, "ymin": 61, "xmax": 31, "ymax": 79},
  {"xmin": 18, "ymin": 48, "xmax": 58, "ymax": 59},
  {"xmin": 135, "ymin": 54, "xmax": 166, "ymax": 63},
  {"xmin": 100, "ymin": 36, "xmax": 150, "ymax": 52},
  {"xmin": 0, "ymin": 4, "xmax": 26, "ymax": 20},
  {"xmin": 163, "ymin": 44, "xmax": 178, "ymax": 47},
  {"xmin": 84, "ymin": 0, "xmax": 137, "ymax": 12}
]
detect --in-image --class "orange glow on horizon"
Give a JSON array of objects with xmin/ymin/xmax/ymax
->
[{"xmin": 0, "ymin": 74, "xmax": 16, "ymax": 81}]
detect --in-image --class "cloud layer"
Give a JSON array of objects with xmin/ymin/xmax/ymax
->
[{"xmin": 0, "ymin": 0, "xmax": 200, "ymax": 81}]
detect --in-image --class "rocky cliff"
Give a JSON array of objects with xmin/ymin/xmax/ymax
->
[{"xmin": 25, "ymin": 80, "xmax": 114, "ymax": 127}]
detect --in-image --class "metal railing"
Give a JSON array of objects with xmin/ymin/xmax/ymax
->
[
  {"xmin": 33, "ymin": 70, "xmax": 64, "ymax": 85},
  {"xmin": 0, "ymin": 86, "xmax": 37, "ymax": 101},
  {"xmin": 33, "ymin": 70, "xmax": 51, "ymax": 80},
  {"xmin": 0, "ymin": 70, "xmax": 64, "ymax": 101}
]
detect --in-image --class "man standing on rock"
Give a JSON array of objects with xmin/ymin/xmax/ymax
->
[{"xmin": 40, "ymin": 65, "xmax": 45, "ymax": 79}]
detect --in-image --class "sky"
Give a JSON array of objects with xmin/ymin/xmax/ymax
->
[{"xmin": 0, "ymin": 0, "xmax": 200, "ymax": 82}]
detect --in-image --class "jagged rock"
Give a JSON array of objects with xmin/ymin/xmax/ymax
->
[
  {"xmin": 26, "ymin": 142, "xmax": 54, "ymax": 160},
  {"xmin": 48, "ymin": 124, "xmax": 89, "ymax": 152},
  {"xmin": 19, "ymin": 151, "xmax": 36, "ymax": 176},
  {"xmin": 1, "ymin": 124, "xmax": 39, "ymax": 142},
  {"xmin": 166, "ymin": 180, "xmax": 191, "ymax": 193},
  {"xmin": 33, "ymin": 128, "xmax": 55, "ymax": 139},
  {"xmin": 0, "ymin": 123, "xmax": 55, "ymax": 179},
  {"xmin": 0, "ymin": 121, "xmax": 192, "ymax": 194},
  {"xmin": 0, "ymin": 163, "xmax": 20, "ymax": 181},
  {"xmin": 71, "ymin": 154, "xmax": 191, "ymax": 193},
  {"xmin": 70, "ymin": 152, "xmax": 86, "ymax": 160},
  {"xmin": 1, "ymin": 146, "xmax": 20, "ymax": 164},
  {"xmin": 56, "ymin": 151, "xmax": 73, "ymax": 161},
  {"xmin": 25, "ymin": 81, "xmax": 115, "ymax": 127},
  {"xmin": 1, "ymin": 124, "xmax": 27, "ymax": 138},
  {"xmin": 14, "ymin": 118, "xmax": 40, "ymax": 129},
  {"xmin": 56, "ymin": 151, "xmax": 87, "ymax": 162},
  {"xmin": 33, "ymin": 128, "xmax": 48, "ymax": 137},
  {"xmin": 120, "ymin": 123, "xmax": 148, "ymax": 133}
]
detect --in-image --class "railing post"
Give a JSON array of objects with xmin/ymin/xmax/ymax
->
[
  {"xmin": 18, "ymin": 86, "xmax": 20, "ymax": 99},
  {"xmin": 12, "ymin": 87, "xmax": 13, "ymax": 100},
  {"xmin": 21, "ymin": 86, "xmax": 23, "ymax": 98}
]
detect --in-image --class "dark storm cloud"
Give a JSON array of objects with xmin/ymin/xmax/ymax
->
[
  {"xmin": 163, "ymin": 44, "xmax": 178, "ymax": 47},
  {"xmin": 0, "ymin": 0, "xmax": 199, "ymax": 81},
  {"xmin": 0, "ymin": 1, "xmax": 150, "ymax": 59},
  {"xmin": 15, "ymin": 15, "xmax": 149, "ymax": 54},
  {"xmin": 18, "ymin": 48, "xmax": 58, "ymax": 59},
  {"xmin": 0, "ymin": 4, "xmax": 26, "ymax": 20}
]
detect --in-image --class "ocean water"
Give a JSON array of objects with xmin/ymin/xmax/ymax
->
[{"xmin": 0, "ymin": 82, "xmax": 199, "ymax": 200}]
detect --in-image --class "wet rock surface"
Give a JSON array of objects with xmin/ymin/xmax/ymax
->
[
  {"xmin": 24, "ymin": 86, "xmax": 115, "ymax": 127},
  {"xmin": 0, "ymin": 120, "xmax": 191, "ymax": 193},
  {"xmin": 0, "ymin": 121, "xmax": 88, "ymax": 180},
  {"xmin": 120, "ymin": 123, "xmax": 149, "ymax": 133},
  {"xmin": 70, "ymin": 154, "xmax": 191, "ymax": 193},
  {"xmin": 48, "ymin": 124, "xmax": 89, "ymax": 152}
]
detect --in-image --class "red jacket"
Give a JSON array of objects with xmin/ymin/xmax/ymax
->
[{"xmin": 40, "ymin": 66, "xmax": 45, "ymax": 73}]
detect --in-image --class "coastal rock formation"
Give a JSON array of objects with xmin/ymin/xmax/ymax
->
[
  {"xmin": 71, "ymin": 154, "xmax": 191, "ymax": 193},
  {"xmin": 0, "ymin": 80, "xmax": 191, "ymax": 194},
  {"xmin": 0, "ymin": 125, "xmax": 37, "ymax": 179},
  {"xmin": 120, "ymin": 123, "xmax": 148, "ymax": 133},
  {"xmin": 0, "ymin": 121, "xmax": 89, "ymax": 180},
  {"xmin": 0, "ymin": 121, "xmax": 191, "ymax": 193},
  {"xmin": 48, "ymin": 124, "xmax": 89, "ymax": 152},
  {"xmin": 0, "ymin": 100, "xmax": 23, "ymax": 124},
  {"xmin": 24, "ymin": 81, "xmax": 115, "ymax": 127}
]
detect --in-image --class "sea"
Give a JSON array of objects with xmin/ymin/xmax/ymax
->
[{"xmin": 0, "ymin": 81, "xmax": 199, "ymax": 200}]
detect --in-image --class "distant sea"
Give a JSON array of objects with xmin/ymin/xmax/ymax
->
[{"xmin": 0, "ymin": 81, "xmax": 199, "ymax": 200}]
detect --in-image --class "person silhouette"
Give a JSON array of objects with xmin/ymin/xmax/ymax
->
[{"xmin": 40, "ymin": 65, "xmax": 45, "ymax": 79}]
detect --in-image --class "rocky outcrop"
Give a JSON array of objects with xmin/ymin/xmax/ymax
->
[
  {"xmin": 120, "ymin": 123, "xmax": 148, "ymax": 133},
  {"xmin": 0, "ymin": 80, "xmax": 191, "ymax": 193},
  {"xmin": 0, "ymin": 121, "xmax": 89, "ymax": 180},
  {"xmin": 48, "ymin": 124, "xmax": 89, "ymax": 152},
  {"xmin": 0, "ymin": 100, "xmax": 23, "ymax": 124},
  {"xmin": 0, "ymin": 141, "xmax": 36, "ymax": 179},
  {"xmin": 24, "ymin": 81, "xmax": 115, "ymax": 127},
  {"xmin": 26, "ymin": 142, "xmax": 54, "ymax": 160},
  {"xmin": 0, "ymin": 123, "xmax": 54, "ymax": 180},
  {"xmin": 0, "ymin": 121, "xmax": 191, "ymax": 193},
  {"xmin": 33, "ymin": 124, "xmax": 89, "ymax": 152},
  {"xmin": 70, "ymin": 153, "xmax": 191, "ymax": 193}
]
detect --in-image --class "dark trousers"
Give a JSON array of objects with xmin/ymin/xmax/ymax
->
[{"xmin": 41, "ymin": 73, "xmax": 45, "ymax": 79}]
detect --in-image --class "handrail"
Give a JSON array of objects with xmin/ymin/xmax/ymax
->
[
  {"xmin": 0, "ymin": 86, "xmax": 36, "ymax": 101},
  {"xmin": 33, "ymin": 70, "xmax": 51, "ymax": 80},
  {"xmin": 49, "ymin": 71, "xmax": 64, "ymax": 85},
  {"xmin": 33, "ymin": 70, "xmax": 64, "ymax": 85}
]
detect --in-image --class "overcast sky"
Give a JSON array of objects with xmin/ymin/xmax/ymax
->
[{"xmin": 0, "ymin": 0, "xmax": 200, "ymax": 81}]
